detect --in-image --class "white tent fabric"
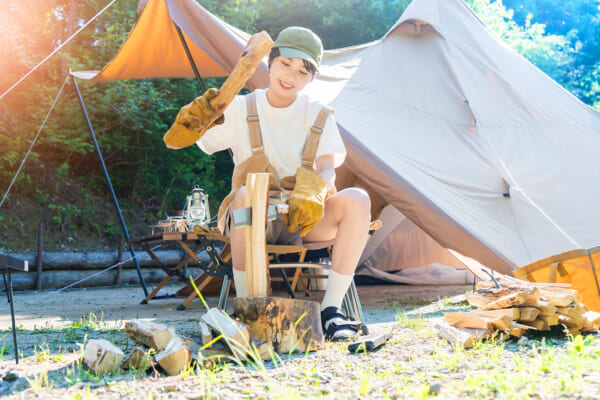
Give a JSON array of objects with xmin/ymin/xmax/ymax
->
[{"xmin": 304, "ymin": 0, "xmax": 600, "ymax": 275}]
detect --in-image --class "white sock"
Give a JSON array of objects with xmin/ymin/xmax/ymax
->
[
  {"xmin": 233, "ymin": 268, "xmax": 247, "ymax": 298},
  {"xmin": 320, "ymin": 270, "xmax": 354, "ymax": 311}
]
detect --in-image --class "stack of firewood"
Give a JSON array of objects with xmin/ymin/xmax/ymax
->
[
  {"xmin": 83, "ymin": 308, "xmax": 274, "ymax": 376},
  {"xmin": 437, "ymin": 277, "xmax": 600, "ymax": 348}
]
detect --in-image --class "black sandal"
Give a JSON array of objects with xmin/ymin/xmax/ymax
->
[{"xmin": 321, "ymin": 306, "xmax": 361, "ymax": 341}]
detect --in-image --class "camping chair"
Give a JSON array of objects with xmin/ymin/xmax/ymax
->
[
  {"xmin": 513, "ymin": 246, "xmax": 600, "ymax": 311},
  {"xmin": 174, "ymin": 229, "xmax": 374, "ymax": 334}
]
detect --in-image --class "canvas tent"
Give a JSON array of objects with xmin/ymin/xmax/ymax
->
[{"xmin": 73, "ymin": 0, "xmax": 600, "ymax": 288}]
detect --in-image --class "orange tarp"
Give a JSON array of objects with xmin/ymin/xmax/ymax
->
[{"xmin": 514, "ymin": 247, "xmax": 600, "ymax": 312}]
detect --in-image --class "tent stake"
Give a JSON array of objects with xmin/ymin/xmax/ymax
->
[
  {"xmin": 175, "ymin": 25, "xmax": 207, "ymax": 93},
  {"xmin": 72, "ymin": 76, "xmax": 149, "ymax": 298}
]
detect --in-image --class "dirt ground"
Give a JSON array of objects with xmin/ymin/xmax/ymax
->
[
  {"xmin": 2, "ymin": 281, "xmax": 469, "ymax": 327},
  {"xmin": 0, "ymin": 282, "xmax": 468, "ymax": 347},
  {"xmin": 0, "ymin": 282, "xmax": 474, "ymax": 399}
]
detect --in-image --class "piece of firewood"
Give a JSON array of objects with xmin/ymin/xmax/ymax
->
[
  {"xmin": 155, "ymin": 334, "xmax": 190, "ymax": 376},
  {"xmin": 198, "ymin": 321, "xmax": 213, "ymax": 347},
  {"xmin": 516, "ymin": 307, "xmax": 540, "ymax": 322},
  {"xmin": 125, "ymin": 320, "xmax": 172, "ymax": 351},
  {"xmin": 508, "ymin": 323, "xmax": 527, "ymax": 338},
  {"xmin": 201, "ymin": 308, "xmax": 251, "ymax": 360},
  {"xmin": 445, "ymin": 309, "xmax": 517, "ymax": 329},
  {"xmin": 83, "ymin": 339, "xmax": 125, "ymax": 375},
  {"xmin": 539, "ymin": 288, "xmax": 581, "ymax": 307},
  {"xmin": 581, "ymin": 311, "xmax": 600, "ymax": 332},
  {"xmin": 556, "ymin": 306, "xmax": 584, "ymax": 319},
  {"xmin": 522, "ymin": 319, "xmax": 550, "ymax": 331},
  {"xmin": 244, "ymin": 173, "xmax": 270, "ymax": 297},
  {"xmin": 251, "ymin": 339, "xmax": 275, "ymax": 361},
  {"xmin": 435, "ymin": 322, "xmax": 490, "ymax": 348},
  {"xmin": 234, "ymin": 297, "xmax": 325, "ymax": 353},
  {"xmin": 557, "ymin": 315, "xmax": 587, "ymax": 330},
  {"xmin": 538, "ymin": 314, "xmax": 559, "ymax": 327},
  {"xmin": 451, "ymin": 314, "xmax": 512, "ymax": 331},
  {"xmin": 480, "ymin": 288, "xmax": 540, "ymax": 310},
  {"xmin": 464, "ymin": 292, "xmax": 495, "ymax": 307},
  {"xmin": 122, "ymin": 346, "xmax": 154, "ymax": 370},
  {"xmin": 527, "ymin": 300, "xmax": 557, "ymax": 316},
  {"xmin": 453, "ymin": 319, "xmax": 494, "ymax": 330},
  {"xmin": 163, "ymin": 32, "xmax": 274, "ymax": 148}
]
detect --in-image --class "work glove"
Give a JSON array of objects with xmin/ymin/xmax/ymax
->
[
  {"xmin": 284, "ymin": 167, "xmax": 328, "ymax": 237},
  {"xmin": 163, "ymin": 88, "xmax": 225, "ymax": 148}
]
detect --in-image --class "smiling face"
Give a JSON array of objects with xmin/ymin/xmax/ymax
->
[{"xmin": 266, "ymin": 56, "xmax": 313, "ymax": 108}]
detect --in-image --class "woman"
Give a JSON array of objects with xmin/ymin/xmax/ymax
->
[{"xmin": 168, "ymin": 27, "xmax": 371, "ymax": 341}]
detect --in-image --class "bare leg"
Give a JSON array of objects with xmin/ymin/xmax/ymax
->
[
  {"xmin": 302, "ymin": 187, "xmax": 371, "ymax": 275},
  {"xmin": 229, "ymin": 187, "xmax": 248, "ymax": 297},
  {"xmin": 303, "ymin": 187, "xmax": 371, "ymax": 339}
]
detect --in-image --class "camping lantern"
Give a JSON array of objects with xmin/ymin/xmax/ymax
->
[{"xmin": 185, "ymin": 185, "xmax": 210, "ymax": 227}]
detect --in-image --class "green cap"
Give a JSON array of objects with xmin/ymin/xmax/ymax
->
[{"xmin": 273, "ymin": 27, "xmax": 323, "ymax": 70}]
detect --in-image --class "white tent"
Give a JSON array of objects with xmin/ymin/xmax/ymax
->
[
  {"xmin": 74, "ymin": 0, "xmax": 600, "ymax": 282},
  {"xmin": 304, "ymin": 0, "xmax": 600, "ymax": 279}
]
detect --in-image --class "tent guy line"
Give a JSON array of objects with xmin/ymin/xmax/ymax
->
[
  {"xmin": 0, "ymin": 0, "xmax": 118, "ymax": 102},
  {"xmin": 0, "ymin": 75, "xmax": 70, "ymax": 210}
]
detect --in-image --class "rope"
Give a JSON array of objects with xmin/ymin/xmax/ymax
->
[
  {"xmin": 0, "ymin": 0, "xmax": 118, "ymax": 101},
  {"xmin": 0, "ymin": 75, "xmax": 70, "ymax": 210},
  {"xmin": 26, "ymin": 244, "xmax": 162, "ymax": 304}
]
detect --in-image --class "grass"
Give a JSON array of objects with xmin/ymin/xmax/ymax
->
[{"xmin": 1, "ymin": 295, "xmax": 599, "ymax": 399}]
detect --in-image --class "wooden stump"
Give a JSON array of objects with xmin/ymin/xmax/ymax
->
[{"xmin": 234, "ymin": 297, "xmax": 325, "ymax": 353}]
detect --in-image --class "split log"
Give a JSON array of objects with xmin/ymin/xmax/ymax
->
[
  {"xmin": 125, "ymin": 320, "xmax": 172, "ymax": 351},
  {"xmin": 155, "ymin": 334, "xmax": 190, "ymax": 376},
  {"xmin": 234, "ymin": 297, "xmax": 325, "ymax": 353},
  {"xmin": 122, "ymin": 346, "xmax": 154, "ymax": 370},
  {"xmin": 435, "ymin": 322, "xmax": 491, "ymax": 348},
  {"xmin": 83, "ymin": 339, "xmax": 124, "ymax": 375},
  {"xmin": 556, "ymin": 306, "xmax": 584, "ymax": 319},
  {"xmin": 198, "ymin": 321, "xmax": 213, "ymax": 347},
  {"xmin": 464, "ymin": 293, "xmax": 495, "ymax": 307},
  {"xmin": 516, "ymin": 307, "xmax": 540, "ymax": 322},
  {"xmin": 444, "ymin": 309, "xmax": 517, "ymax": 330},
  {"xmin": 526, "ymin": 300, "xmax": 556, "ymax": 316},
  {"xmin": 163, "ymin": 32, "xmax": 274, "ymax": 148},
  {"xmin": 480, "ymin": 288, "xmax": 541, "ymax": 310},
  {"xmin": 557, "ymin": 315, "xmax": 587, "ymax": 330},
  {"xmin": 244, "ymin": 173, "xmax": 270, "ymax": 297},
  {"xmin": 251, "ymin": 339, "xmax": 275, "ymax": 361},
  {"xmin": 581, "ymin": 311, "xmax": 600, "ymax": 332},
  {"xmin": 539, "ymin": 288, "xmax": 578, "ymax": 307},
  {"xmin": 508, "ymin": 323, "xmax": 527, "ymax": 339},
  {"xmin": 201, "ymin": 308, "xmax": 251, "ymax": 360}
]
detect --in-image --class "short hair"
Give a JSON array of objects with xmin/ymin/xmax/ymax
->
[{"xmin": 268, "ymin": 48, "xmax": 317, "ymax": 77}]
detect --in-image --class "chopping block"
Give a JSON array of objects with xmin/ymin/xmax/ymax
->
[{"xmin": 233, "ymin": 173, "xmax": 325, "ymax": 353}]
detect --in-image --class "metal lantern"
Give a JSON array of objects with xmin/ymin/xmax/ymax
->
[{"xmin": 184, "ymin": 185, "xmax": 210, "ymax": 227}]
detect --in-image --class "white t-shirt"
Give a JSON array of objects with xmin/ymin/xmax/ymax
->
[{"xmin": 197, "ymin": 89, "xmax": 346, "ymax": 179}]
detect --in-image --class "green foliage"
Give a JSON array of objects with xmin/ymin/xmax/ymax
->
[{"xmin": 0, "ymin": 0, "xmax": 598, "ymax": 251}]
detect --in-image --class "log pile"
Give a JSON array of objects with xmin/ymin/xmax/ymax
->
[
  {"xmin": 82, "ymin": 310, "xmax": 280, "ymax": 377},
  {"xmin": 438, "ymin": 277, "xmax": 600, "ymax": 348}
]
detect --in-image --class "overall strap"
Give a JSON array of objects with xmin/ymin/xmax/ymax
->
[
  {"xmin": 245, "ymin": 92, "xmax": 263, "ymax": 154},
  {"xmin": 301, "ymin": 105, "xmax": 331, "ymax": 169}
]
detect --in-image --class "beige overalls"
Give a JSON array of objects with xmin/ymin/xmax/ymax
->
[{"xmin": 216, "ymin": 92, "xmax": 332, "ymax": 237}]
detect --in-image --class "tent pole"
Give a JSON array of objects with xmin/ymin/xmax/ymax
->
[
  {"xmin": 175, "ymin": 25, "xmax": 207, "ymax": 93},
  {"xmin": 71, "ymin": 76, "xmax": 149, "ymax": 298}
]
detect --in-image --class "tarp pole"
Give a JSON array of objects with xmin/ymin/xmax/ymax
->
[
  {"xmin": 175, "ymin": 25, "xmax": 207, "ymax": 93},
  {"xmin": 72, "ymin": 76, "xmax": 149, "ymax": 298}
]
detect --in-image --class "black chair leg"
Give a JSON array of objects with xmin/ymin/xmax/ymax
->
[{"xmin": 278, "ymin": 268, "xmax": 296, "ymax": 299}]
